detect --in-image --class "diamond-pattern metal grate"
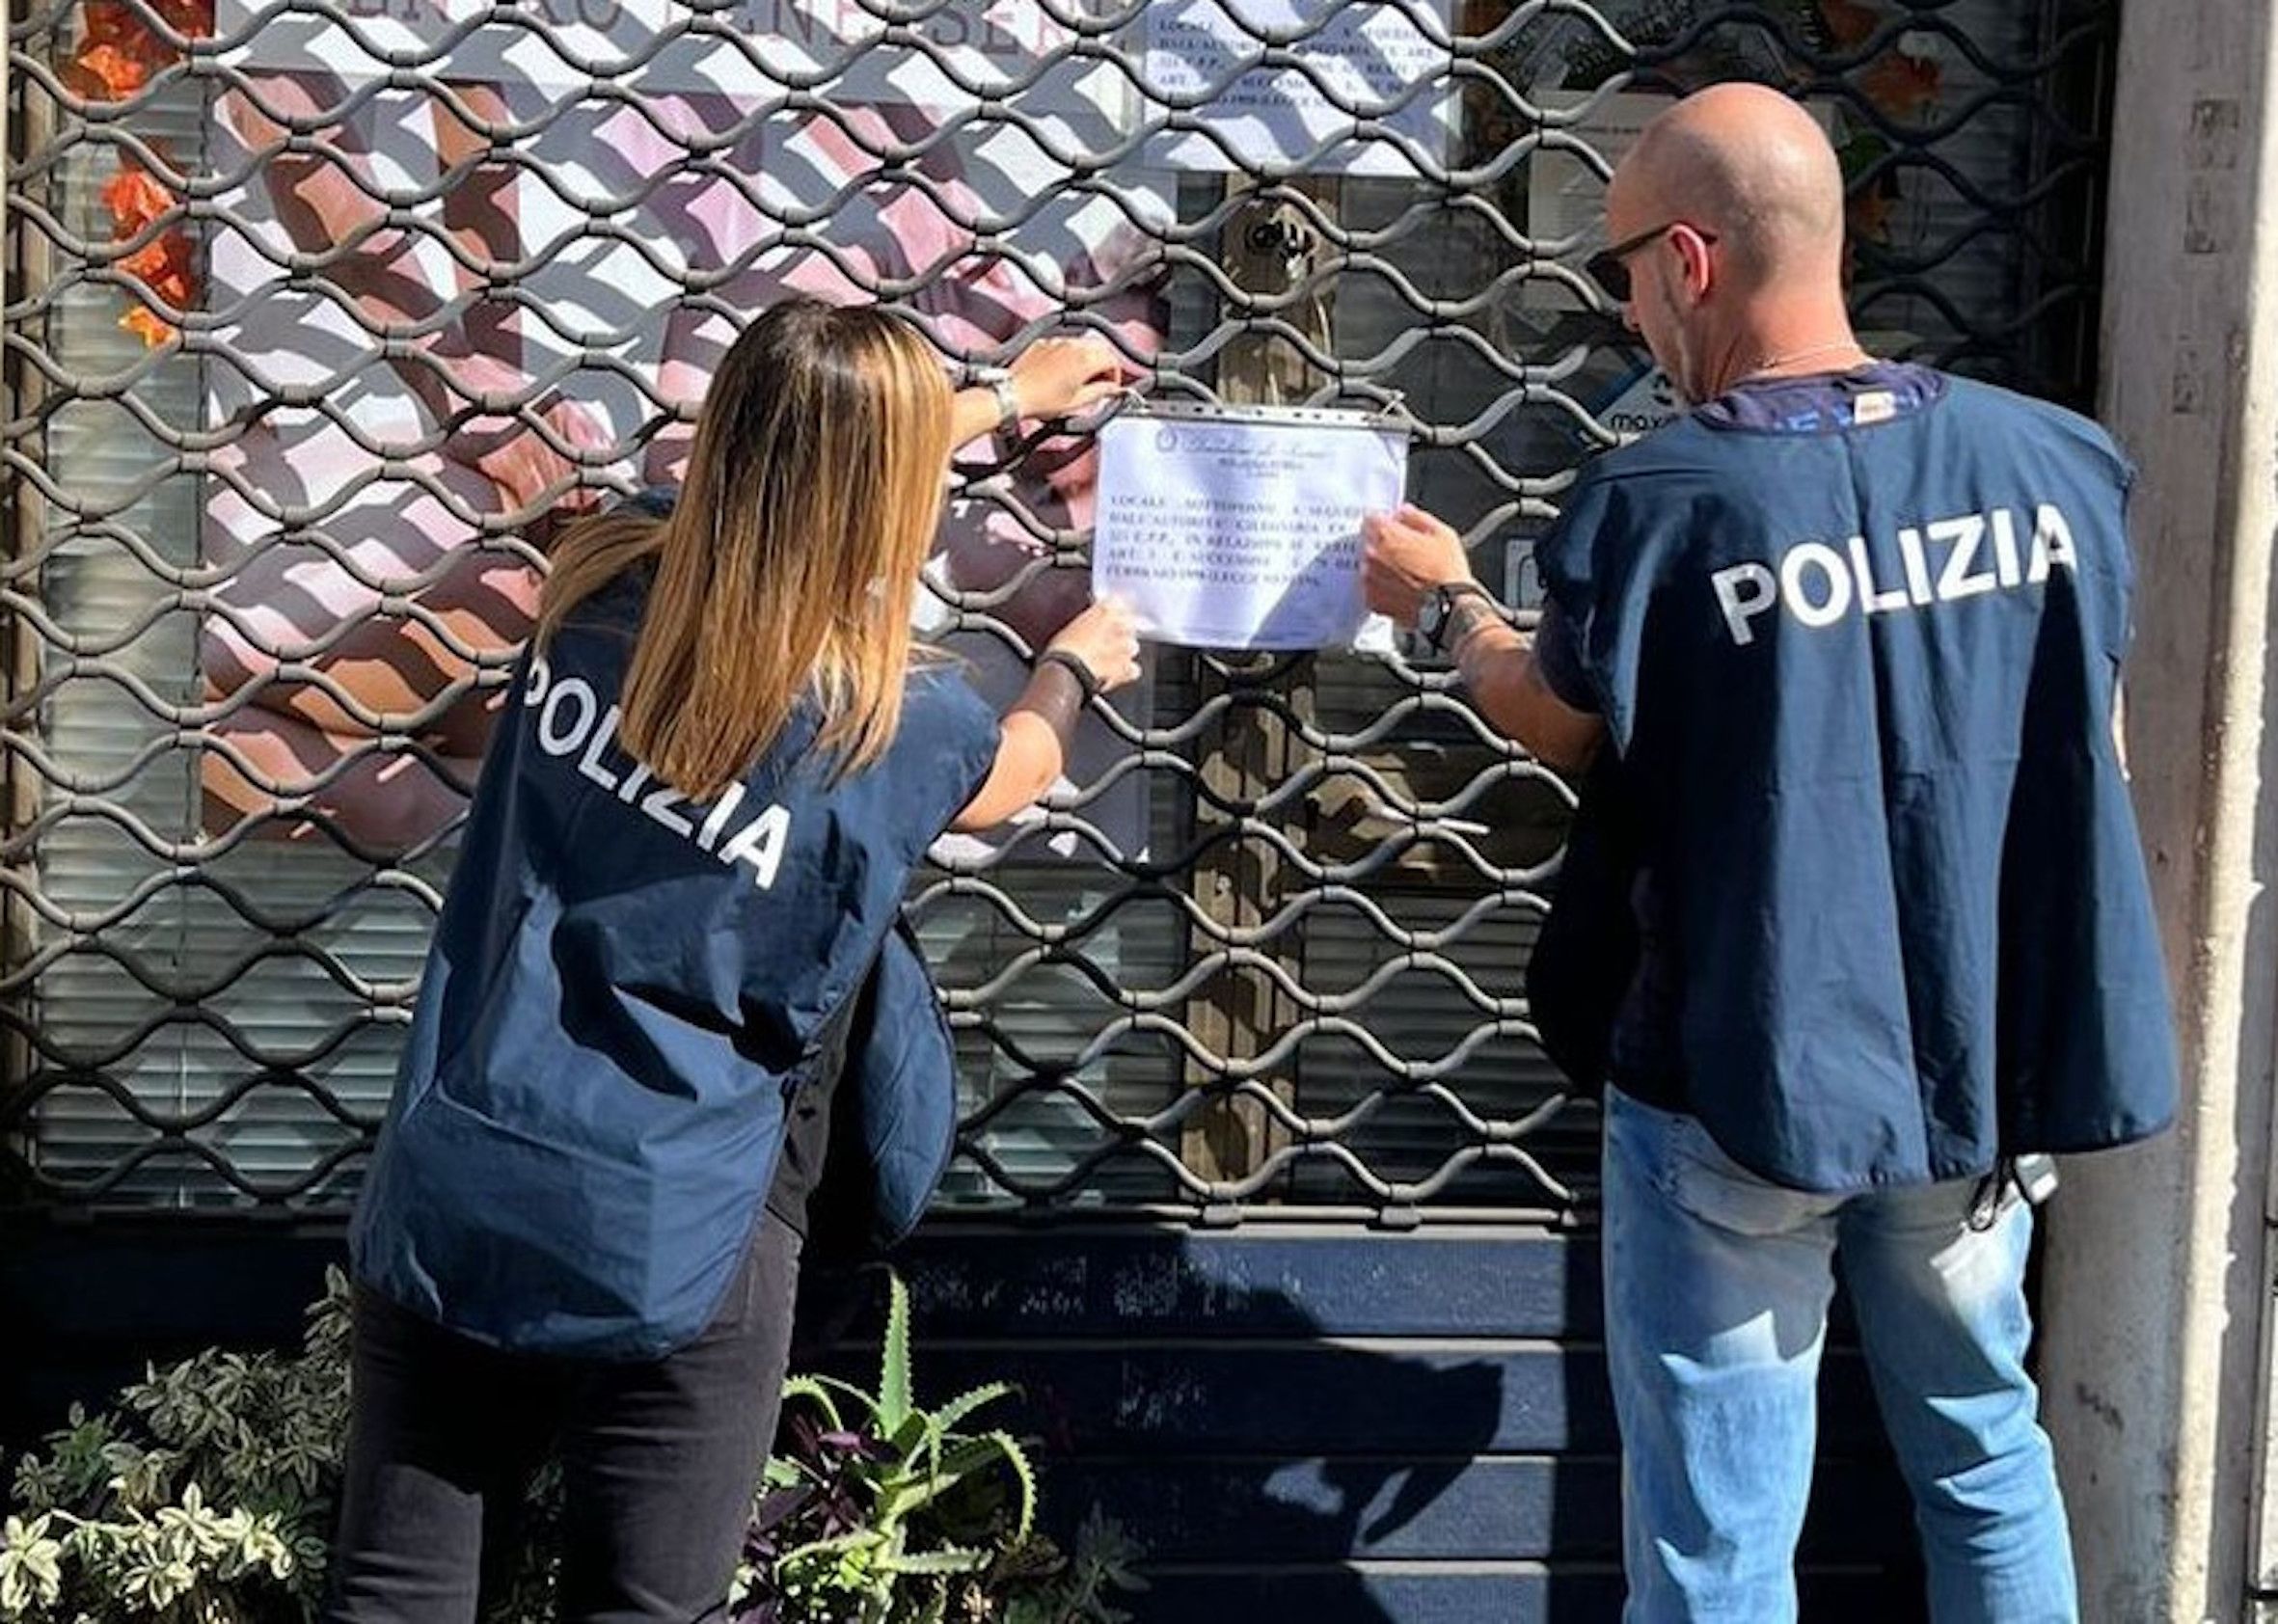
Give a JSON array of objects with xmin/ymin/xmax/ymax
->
[{"xmin": 0, "ymin": 0, "xmax": 2116, "ymax": 1212}]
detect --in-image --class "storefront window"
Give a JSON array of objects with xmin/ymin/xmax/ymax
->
[{"xmin": 2, "ymin": 0, "xmax": 2117, "ymax": 1210}]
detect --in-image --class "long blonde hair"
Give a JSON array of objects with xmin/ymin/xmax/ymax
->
[{"xmin": 538, "ymin": 299, "xmax": 953, "ymax": 801}]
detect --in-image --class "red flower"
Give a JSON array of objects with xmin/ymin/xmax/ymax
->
[
  {"xmin": 102, "ymin": 159, "xmax": 198, "ymax": 345},
  {"xmin": 101, "ymin": 165, "xmax": 175, "ymax": 234},
  {"xmin": 120, "ymin": 305, "xmax": 175, "ymax": 345},
  {"xmin": 76, "ymin": 0, "xmax": 216, "ymax": 349},
  {"xmin": 1817, "ymin": 0, "xmax": 1880, "ymax": 51},
  {"xmin": 1859, "ymin": 52, "xmax": 1941, "ymax": 122},
  {"xmin": 72, "ymin": 40, "xmax": 153, "ymax": 96},
  {"xmin": 119, "ymin": 230, "xmax": 194, "ymax": 306},
  {"xmin": 66, "ymin": 0, "xmax": 211, "ymax": 100},
  {"xmin": 151, "ymin": 0, "xmax": 213, "ymax": 35}
]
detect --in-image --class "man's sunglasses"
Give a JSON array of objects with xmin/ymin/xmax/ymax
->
[{"xmin": 1586, "ymin": 221, "xmax": 1720, "ymax": 304}]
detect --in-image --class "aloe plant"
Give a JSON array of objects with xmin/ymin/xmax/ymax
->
[{"xmin": 736, "ymin": 1274, "xmax": 1045, "ymax": 1623}]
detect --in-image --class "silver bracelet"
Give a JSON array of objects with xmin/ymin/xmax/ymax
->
[{"xmin": 989, "ymin": 377, "xmax": 1023, "ymax": 435}]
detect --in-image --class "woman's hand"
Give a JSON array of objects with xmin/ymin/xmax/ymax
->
[
  {"xmin": 947, "ymin": 597, "xmax": 1144, "ymax": 834},
  {"xmin": 1007, "ymin": 335, "xmax": 1128, "ymax": 422},
  {"xmin": 1044, "ymin": 598, "xmax": 1143, "ymax": 693},
  {"xmin": 436, "ymin": 351, "xmax": 615, "ymax": 537}
]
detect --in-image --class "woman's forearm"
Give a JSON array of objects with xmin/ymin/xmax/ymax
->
[
  {"xmin": 948, "ymin": 663, "xmax": 1088, "ymax": 832},
  {"xmin": 950, "ymin": 385, "xmax": 1013, "ymax": 449}
]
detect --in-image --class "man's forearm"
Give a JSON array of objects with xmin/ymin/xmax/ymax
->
[{"xmin": 1446, "ymin": 598, "xmax": 1603, "ymax": 771}]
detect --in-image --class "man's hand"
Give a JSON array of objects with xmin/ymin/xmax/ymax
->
[
  {"xmin": 1362, "ymin": 504, "xmax": 1475, "ymax": 625},
  {"xmin": 1363, "ymin": 501, "xmax": 1605, "ymax": 771}
]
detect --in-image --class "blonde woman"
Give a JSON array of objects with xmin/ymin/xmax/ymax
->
[{"xmin": 328, "ymin": 298, "xmax": 1140, "ymax": 1623}]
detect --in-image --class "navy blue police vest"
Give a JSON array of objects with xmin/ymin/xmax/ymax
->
[
  {"xmin": 1530, "ymin": 365, "xmax": 2179, "ymax": 1191},
  {"xmin": 350, "ymin": 553, "xmax": 999, "ymax": 1357}
]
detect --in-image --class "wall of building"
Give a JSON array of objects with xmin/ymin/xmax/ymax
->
[{"xmin": 2042, "ymin": 4, "xmax": 2278, "ymax": 1618}]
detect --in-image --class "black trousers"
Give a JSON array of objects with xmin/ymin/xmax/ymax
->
[{"xmin": 323, "ymin": 1210, "xmax": 802, "ymax": 1624}]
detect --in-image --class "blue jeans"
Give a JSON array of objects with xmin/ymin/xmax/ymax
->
[{"xmin": 1601, "ymin": 1089, "xmax": 2077, "ymax": 1623}]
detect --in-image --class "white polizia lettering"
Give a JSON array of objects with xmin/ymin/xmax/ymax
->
[
  {"xmin": 1710, "ymin": 502, "xmax": 2082, "ymax": 647},
  {"xmin": 1711, "ymin": 562, "xmax": 1777, "ymax": 647},
  {"xmin": 521, "ymin": 658, "xmax": 792, "ymax": 889},
  {"xmin": 1778, "ymin": 541, "xmax": 1852, "ymax": 630}
]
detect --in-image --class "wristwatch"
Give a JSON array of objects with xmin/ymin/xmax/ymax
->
[{"xmin": 1416, "ymin": 581, "xmax": 1497, "ymax": 654}]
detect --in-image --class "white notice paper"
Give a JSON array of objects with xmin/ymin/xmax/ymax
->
[
  {"xmin": 1093, "ymin": 409, "xmax": 1407, "ymax": 651},
  {"xmin": 1142, "ymin": 0, "xmax": 1454, "ymax": 176}
]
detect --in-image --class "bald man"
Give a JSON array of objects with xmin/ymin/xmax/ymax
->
[{"xmin": 1363, "ymin": 84, "xmax": 2175, "ymax": 1622}]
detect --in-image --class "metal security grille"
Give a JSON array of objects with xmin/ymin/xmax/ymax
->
[{"xmin": 0, "ymin": 0, "xmax": 2116, "ymax": 1214}]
